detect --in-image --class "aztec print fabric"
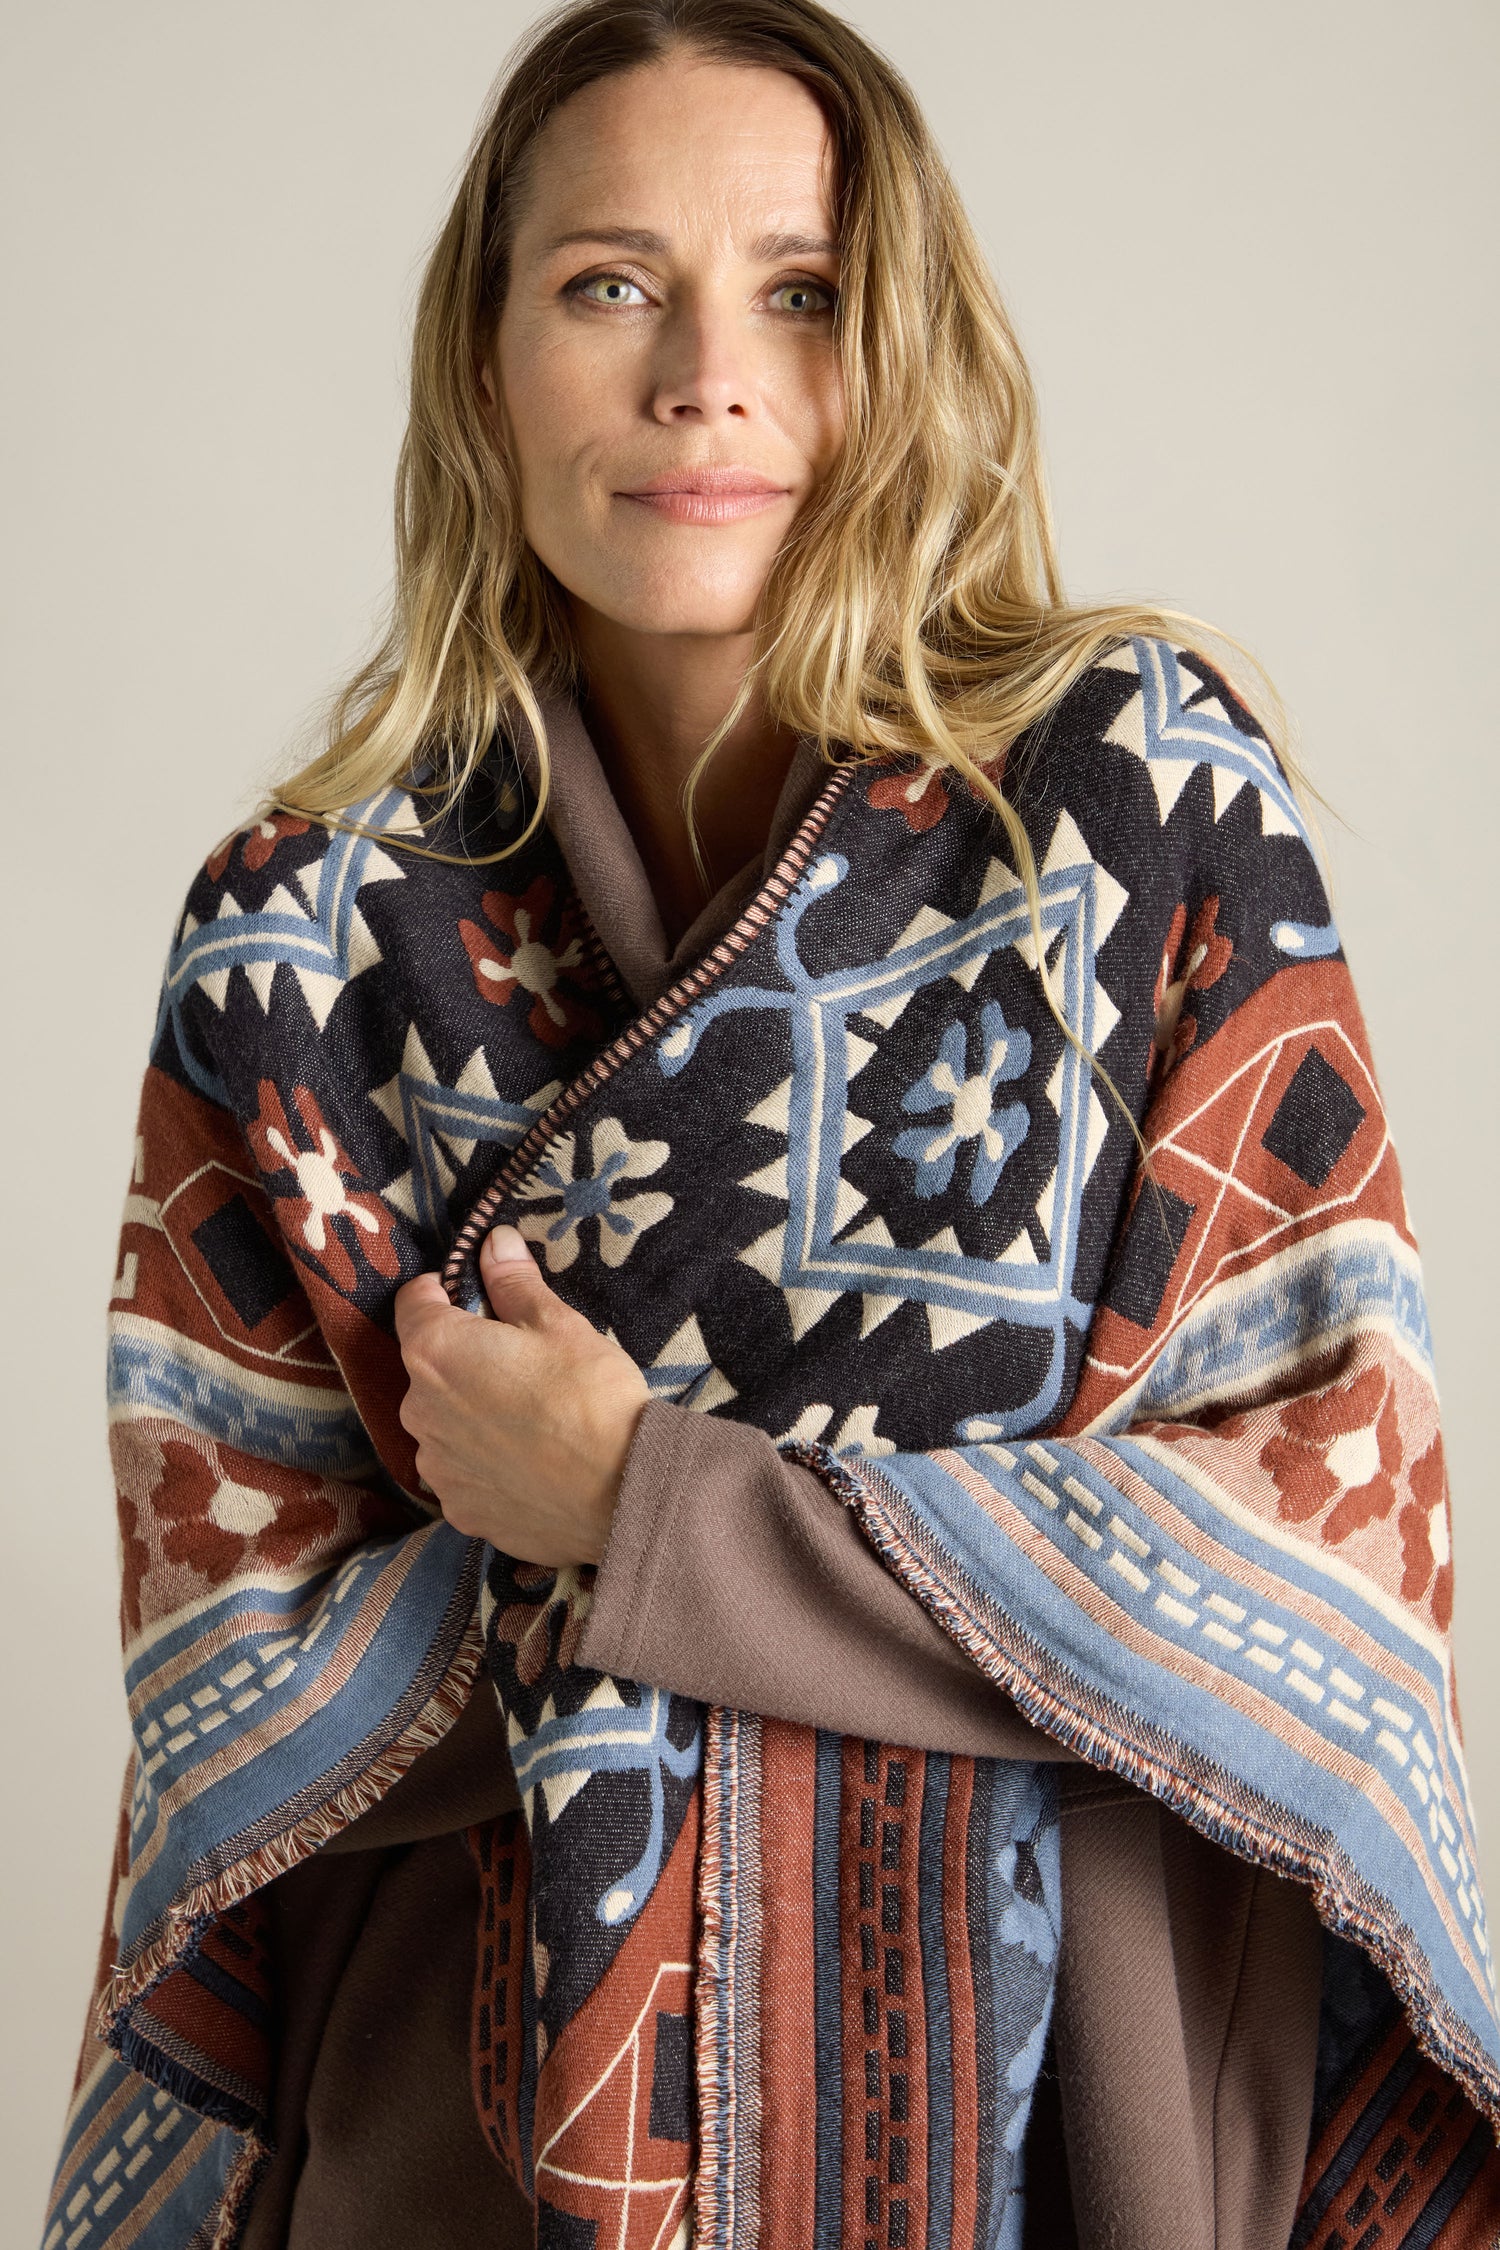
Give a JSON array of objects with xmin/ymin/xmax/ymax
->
[{"xmin": 46, "ymin": 641, "xmax": 1500, "ymax": 2250}]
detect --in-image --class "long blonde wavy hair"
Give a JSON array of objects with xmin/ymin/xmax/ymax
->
[{"xmin": 272, "ymin": 0, "xmax": 1287, "ymax": 944}]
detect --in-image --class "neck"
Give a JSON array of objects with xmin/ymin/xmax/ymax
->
[{"xmin": 570, "ymin": 607, "xmax": 798, "ymax": 947}]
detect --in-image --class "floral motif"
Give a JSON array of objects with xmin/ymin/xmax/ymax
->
[
  {"xmin": 1150, "ymin": 895, "xmax": 1231, "ymax": 1080},
  {"xmin": 1258, "ymin": 1365, "xmax": 1402, "ymax": 1537},
  {"xmin": 116, "ymin": 1432, "xmax": 343, "ymax": 1630},
  {"xmin": 247, "ymin": 1081, "xmax": 402, "ymax": 1294},
  {"xmin": 893, "ymin": 1001, "xmax": 1031, "ymax": 1204},
  {"xmin": 513, "ymin": 1117, "xmax": 673, "ymax": 1273},
  {"xmin": 459, "ymin": 877, "xmax": 603, "ymax": 1051},
  {"xmin": 206, "ymin": 811, "xmax": 311, "ymax": 883},
  {"xmin": 493, "ymin": 1561, "xmax": 593, "ymax": 1686},
  {"xmin": 867, "ymin": 763, "xmax": 952, "ymax": 833},
  {"xmin": 1399, "ymin": 1435, "xmax": 1454, "ymax": 1627}
]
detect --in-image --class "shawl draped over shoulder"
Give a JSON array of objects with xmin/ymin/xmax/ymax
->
[{"xmin": 45, "ymin": 641, "xmax": 1500, "ymax": 2248}]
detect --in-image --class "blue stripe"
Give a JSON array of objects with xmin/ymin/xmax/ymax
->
[
  {"xmin": 918, "ymin": 1753, "xmax": 955, "ymax": 2248},
  {"xmin": 1129, "ymin": 1232, "xmax": 1434, "ymax": 1408},
  {"xmin": 47, "ymin": 2082, "xmax": 236, "ymax": 2250},
  {"xmin": 119, "ymin": 2126, "xmax": 238, "ymax": 2249},
  {"xmin": 908, "ymin": 1435, "xmax": 1453, "ymax": 1721},
  {"xmin": 121, "ymin": 1528, "xmax": 477, "ymax": 1941},
  {"xmin": 108, "ymin": 1330, "xmax": 376, "ymax": 1475},
  {"xmin": 875, "ymin": 1449, "xmax": 1492, "ymax": 2047}
]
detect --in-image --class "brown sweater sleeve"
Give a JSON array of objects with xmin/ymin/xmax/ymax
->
[
  {"xmin": 332, "ymin": 1394, "xmax": 1069, "ymax": 1857},
  {"xmin": 575, "ymin": 1399, "xmax": 1074, "ymax": 1761}
]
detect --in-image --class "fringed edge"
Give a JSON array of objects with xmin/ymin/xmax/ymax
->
[
  {"xmin": 96, "ymin": 1594, "xmax": 488, "ymax": 2046},
  {"xmin": 791, "ymin": 1442, "xmax": 1500, "ymax": 2143},
  {"xmin": 208, "ymin": 2128, "xmax": 271, "ymax": 2250},
  {"xmin": 112, "ymin": 2020, "xmax": 262, "ymax": 2135},
  {"xmin": 693, "ymin": 1707, "xmax": 733, "ymax": 2250}
]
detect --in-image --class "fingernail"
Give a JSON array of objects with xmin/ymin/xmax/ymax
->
[{"xmin": 483, "ymin": 1224, "xmax": 530, "ymax": 1265}]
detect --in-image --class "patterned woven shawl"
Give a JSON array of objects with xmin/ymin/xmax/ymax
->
[{"xmin": 46, "ymin": 641, "xmax": 1499, "ymax": 2250}]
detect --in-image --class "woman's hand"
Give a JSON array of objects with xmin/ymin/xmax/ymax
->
[{"xmin": 392, "ymin": 1226, "xmax": 649, "ymax": 1566}]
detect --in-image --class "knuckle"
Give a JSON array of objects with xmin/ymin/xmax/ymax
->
[{"xmin": 403, "ymin": 1324, "xmax": 436, "ymax": 1370}]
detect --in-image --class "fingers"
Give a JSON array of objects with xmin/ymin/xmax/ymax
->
[
  {"xmin": 392, "ymin": 1271, "xmax": 454, "ymax": 1350},
  {"xmin": 480, "ymin": 1225, "xmax": 560, "ymax": 1330}
]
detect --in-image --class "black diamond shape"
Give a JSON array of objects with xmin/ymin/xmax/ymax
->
[
  {"xmin": 1261, "ymin": 1047, "xmax": 1365, "ymax": 1188},
  {"xmin": 537, "ymin": 2202, "xmax": 597, "ymax": 2250},
  {"xmin": 191, "ymin": 1195, "xmax": 295, "ymax": 1329},
  {"xmin": 1104, "ymin": 1184, "xmax": 1194, "ymax": 1331},
  {"xmin": 648, "ymin": 2009, "xmax": 695, "ymax": 2143}
]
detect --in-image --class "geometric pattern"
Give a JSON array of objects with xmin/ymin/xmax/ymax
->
[
  {"xmin": 160, "ymin": 784, "xmax": 419, "ymax": 1095},
  {"xmin": 513, "ymin": 1119, "xmax": 674, "ymax": 1276},
  {"xmin": 51, "ymin": 638, "xmax": 1500, "ymax": 2250},
  {"xmin": 370, "ymin": 1022, "xmax": 560, "ymax": 1240},
  {"xmin": 1100, "ymin": 635, "xmax": 1308, "ymax": 841},
  {"xmin": 935, "ymin": 1418, "xmax": 1488, "ymax": 1966},
  {"xmin": 641, "ymin": 1316, "xmax": 737, "ymax": 1413},
  {"xmin": 657, "ymin": 812, "xmax": 1125, "ymax": 1422},
  {"xmin": 891, "ymin": 998, "xmax": 1032, "ymax": 1207},
  {"xmin": 533, "ymin": 1960, "xmax": 696, "ymax": 2248},
  {"xmin": 1260, "ymin": 1043, "xmax": 1366, "ymax": 1188},
  {"xmin": 1083, "ymin": 983, "xmax": 1391, "ymax": 1397},
  {"xmin": 501, "ymin": 1672, "xmax": 701, "ymax": 1927},
  {"xmin": 816, "ymin": 942, "xmax": 1500, "ymax": 2168},
  {"xmin": 39, "ymin": 2069, "xmax": 231, "ymax": 2250},
  {"xmin": 434, "ymin": 651, "xmax": 1492, "ymax": 2241}
]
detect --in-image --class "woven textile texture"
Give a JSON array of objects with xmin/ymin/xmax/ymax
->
[{"xmin": 44, "ymin": 642, "xmax": 1499, "ymax": 2249}]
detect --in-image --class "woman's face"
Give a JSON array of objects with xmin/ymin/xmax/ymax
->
[{"xmin": 493, "ymin": 54, "xmax": 845, "ymax": 643}]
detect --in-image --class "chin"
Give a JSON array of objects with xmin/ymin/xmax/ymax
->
[
  {"xmin": 639, "ymin": 598, "xmax": 763, "ymax": 638},
  {"xmin": 589, "ymin": 565, "xmax": 769, "ymax": 642}
]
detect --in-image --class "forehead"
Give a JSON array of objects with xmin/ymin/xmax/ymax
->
[{"xmin": 515, "ymin": 56, "xmax": 837, "ymax": 250}]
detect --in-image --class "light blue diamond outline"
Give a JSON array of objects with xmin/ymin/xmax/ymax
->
[
  {"xmin": 394, "ymin": 1071, "xmax": 548, "ymax": 1240},
  {"xmin": 658, "ymin": 848, "xmax": 1113, "ymax": 1419}
]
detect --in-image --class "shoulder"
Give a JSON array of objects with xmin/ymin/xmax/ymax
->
[
  {"xmin": 1005, "ymin": 633, "xmax": 1323, "ymax": 912},
  {"xmin": 178, "ymin": 779, "xmax": 444, "ymax": 929},
  {"xmin": 1013, "ymin": 635, "xmax": 1295, "ymax": 829},
  {"xmin": 155, "ymin": 749, "xmax": 576, "ymax": 1111},
  {"xmin": 158, "ymin": 779, "xmax": 468, "ymax": 1104},
  {"xmin": 958, "ymin": 635, "xmax": 1337, "ymax": 1077},
  {"xmin": 1078, "ymin": 635, "xmax": 1300, "ymax": 835}
]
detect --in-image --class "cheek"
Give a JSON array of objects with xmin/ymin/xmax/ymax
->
[
  {"xmin": 495, "ymin": 324, "xmax": 636, "ymax": 597},
  {"xmin": 769, "ymin": 334, "xmax": 845, "ymax": 478},
  {"xmin": 496, "ymin": 334, "xmax": 578, "ymax": 518}
]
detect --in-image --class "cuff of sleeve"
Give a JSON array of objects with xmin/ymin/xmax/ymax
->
[{"xmin": 578, "ymin": 1399, "xmax": 711, "ymax": 1682}]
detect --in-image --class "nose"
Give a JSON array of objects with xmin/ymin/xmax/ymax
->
[{"xmin": 649, "ymin": 291, "xmax": 752, "ymax": 424}]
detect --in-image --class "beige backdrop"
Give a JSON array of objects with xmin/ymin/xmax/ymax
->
[{"xmin": 3, "ymin": 2, "xmax": 1495, "ymax": 2238}]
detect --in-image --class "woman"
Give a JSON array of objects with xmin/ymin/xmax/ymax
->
[{"xmin": 45, "ymin": 1, "xmax": 1499, "ymax": 2244}]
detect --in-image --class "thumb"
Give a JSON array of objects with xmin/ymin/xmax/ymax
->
[
  {"xmin": 480, "ymin": 1224, "xmax": 555, "ymax": 1328},
  {"xmin": 392, "ymin": 1270, "xmax": 454, "ymax": 1348}
]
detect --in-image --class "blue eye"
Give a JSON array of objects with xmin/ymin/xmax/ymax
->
[
  {"xmin": 768, "ymin": 281, "xmax": 835, "ymax": 315},
  {"xmin": 574, "ymin": 274, "xmax": 648, "ymax": 307}
]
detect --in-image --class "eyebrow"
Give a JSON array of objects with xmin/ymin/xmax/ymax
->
[{"xmin": 539, "ymin": 225, "xmax": 839, "ymax": 261}]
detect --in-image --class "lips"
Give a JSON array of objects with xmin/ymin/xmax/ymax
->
[{"xmin": 616, "ymin": 467, "xmax": 791, "ymax": 524}]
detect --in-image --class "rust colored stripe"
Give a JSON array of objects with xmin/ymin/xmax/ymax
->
[
  {"xmin": 757, "ymin": 1719, "xmax": 819, "ymax": 2250},
  {"xmin": 1295, "ymin": 2026, "xmax": 1500, "ymax": 2250},
  {"xmin": 1299, "ymin": 2020, "xmax": 1413, "ymax": 2208},
  {"xmin": 465, "ymin": 1812, "xmax": 530, "ymax": 2181}
]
